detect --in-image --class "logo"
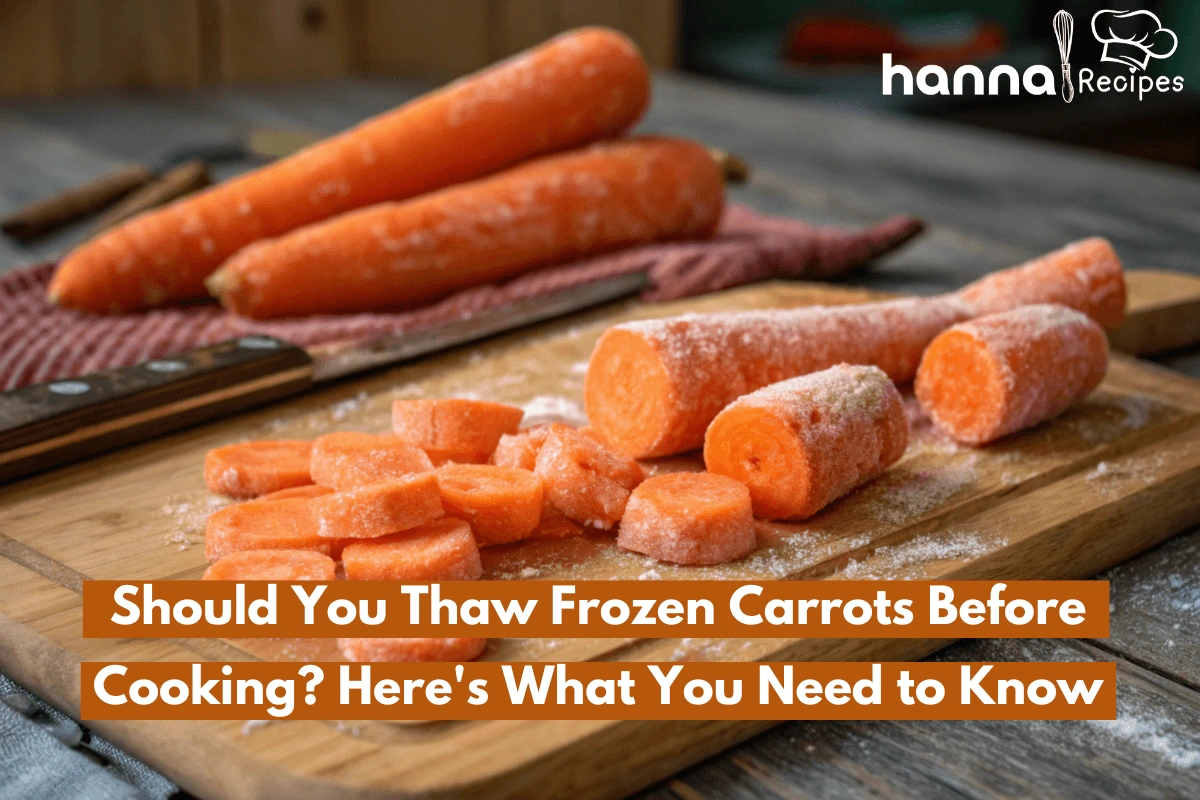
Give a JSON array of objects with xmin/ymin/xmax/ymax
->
[{"xmin": 1092, "ymin": 9, "xmax": 1178, "ymax": 70}]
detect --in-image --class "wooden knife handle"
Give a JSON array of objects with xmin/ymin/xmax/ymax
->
[
  {"xmin": 90, "ymin": 160, "xmax": 213, "ymax": 234},
  {"xmin": 0, "ymin": 165, "xmax": 154, "ymax": 243},
  {"xmin": 0, "ymin": 336, "xmax": 313, "ymax": 485}
]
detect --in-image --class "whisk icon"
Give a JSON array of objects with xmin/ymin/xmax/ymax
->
[{"xmin": 1054, "ymin": 10, "xmax": 1075, "ymax": 103}]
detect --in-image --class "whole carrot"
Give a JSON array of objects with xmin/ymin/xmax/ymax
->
[
  {"xmin": 49, "ymin": 27, "xmax": 650, "ymax": 313},
  {"xmin": 209, "ymin": 137, "xmax": 725, "ymax": 318}
]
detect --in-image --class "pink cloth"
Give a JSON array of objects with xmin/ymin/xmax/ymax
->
[{"xmin": 0, "ymin": 204, "xmax": 923, "ymax": 390}]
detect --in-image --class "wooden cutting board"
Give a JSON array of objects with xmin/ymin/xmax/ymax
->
[{"xmin": 2, "ymin": 278, "xmax": 1200, "ymax": 800}]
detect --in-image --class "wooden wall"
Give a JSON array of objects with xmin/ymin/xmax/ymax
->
[{"xmin": 0, "ymin": 0, "xmax": 677, "ymax": 98}]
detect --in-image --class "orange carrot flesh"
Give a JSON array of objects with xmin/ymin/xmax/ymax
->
[
  {"xmin": 529, "ymin": 502, "xmax": 586, "ymax": 540},
  {"xmin": 202, "ymin": 549, "xmax": 336, "ymax": 581},
  {"xmin": 49, "ymin": 27, "xmax": 650, "ymax": 313},
  {"xmin": 617, "ymin": 472, "xmax": 755, "ymax": 565},
  {"xmin": 338, "ymin": 637, "xmax": 487, "ymax": 663},
  {"xmin": 490, "ymin": 430, "xmax": 542, "ymax": 471},
  {"xmin": 257, "ymin": 484, "xmax": 335, "ymax": 502},
  {"xmin": 210, "ymin": 136, "xmax": 724, "ymax": 319},
  {"xmin": 313, "ymin": 472, "xmax": 444, "ymax": 539},
  {"xmin": 915, "ymin": 304, "xmax": 1108, "ymax": 445},
  {"xmin": 533, "ymin": 424, "xmax": 645, "ymax": 528},
  {"xmin": 436, "ymin": 464, "xmax": 543, "ymax": 545},
  {"xmin": 203, "ymin": 440, "xmax": 313, "ymax": 499},
  {"xmin": 392, "ymin": 399, "xmax": 524, "ymax": 465},
  {"xmin": 341, "ymin": 518, "xmax": 483, "ymax": 581},
  {"xmin": 704, "ymin": 364, "xmax": 908, "ymax": 520},
  {"xmin": 204, "ymin": 497, "xmax": 328, "ymax": 562},
  {"xmin": 310, "ymin": 431, "xmax": 433, "ymax": 490}
]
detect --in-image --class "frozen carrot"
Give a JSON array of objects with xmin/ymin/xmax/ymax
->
[
  {"xmin": 704, "ymin": 364, "xmax": 908, "ymax": 520},
  {"xmin": 529, "ymin": 503, "xmax": 586, "ymax": 540},
  {"xmin": 313, "ymin": 472, "xmax": 443, "ymax": 540},
  {"xmin": 338, "ymin": 637, "xmax": 487, "ymax": 663},
  {"xmin": 915, "ymin": 304, "xmax": 1108, "ymax": 445},
  {"xmin": 50, "ymin": 27, "xmax": 650, "ymax": 313},
  {"xmin": 204, "ymin": 497, "xmax": 328, "ymax": 562},
  {"xmin": 534, "ymin": 424, "xmax": 644, "ymax": 528},
  {"xmin": 341, "ymin": 518, "xmax": 483, "ymax": 581},
  {"xmin": 202, "ymin": 549, "xmax": 336, "ymax": 581},
  {"xmin": 257, "ymin": 484, "xmax": 334, "ymax": 502},
  {"xmin": 203, "ymin": 440, "xmax": 313, "ymax": 499},
  {"xmin": 490, "ymin": 430, "xmax": 541, "ymax": 471},
  {"xmin": 436, "ymin": 464, "xmax": 543, "ymax": 545},
  {"xmin": 617, "ymin": 472, "xmax": 755, "ymax": 565},
  {"xmin": 209, "ymin": 136, "xmax": 724, "ymax": 318},
  {"xmin": 393, "ymin": 398, "xmax": 524, "ymax": 465},
  {"xmin": 310, "ymin": 431, "xmax": 433, "ymax": 490}
]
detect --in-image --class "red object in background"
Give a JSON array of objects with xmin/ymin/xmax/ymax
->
[{"xmin": 784, "ymin": 15, "xmax": 1006, "ymax": 67}]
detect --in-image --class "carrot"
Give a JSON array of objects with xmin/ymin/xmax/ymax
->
[
  {"xmin": 392, "ymin": 398, "xmax": 524, "ymax": 465},
  {"xmin": 585, "ymin": 238, "xmax": 1125, "ymax": 458},
  {"xmin": 338, "ymin": 637, "xmax": 487, "ymax": 663},
  {"xmin": 202, "ymin": 549, "xmax": 336, "ymax": 581},
  {"xmin": 704, "ymin": 364, "xmax": 908, "ymax": 520},
  {"xmin": 341, "ymin": 518, "xmax": 483, "ymax": 581},
  {"xmin": 529, "ymin": 503, "xmax": 586, "ymax": 540},
  {"xmin": 616, "ymin": 472, "xmax": 756, "ymax": 565},
  {"xmin": 534, "ymin": 423, "xmax": 644, "ymax": 528},
  {"xmin": 490, "ymin": 429, "xmax": 542, "ymax": 471},
  {"xmin": 313, "ymin": 472, "xmax": 443, "ymax": 540},
  {"xmin": 203, "ymin": 440, "xmax": 313, "ymax": 499},
  {"xmin": 310, "ymin": 431, "xmax": 433, "ymax": 490},
  {"xmin": 208, "ymin": 136, "xmax": 725, "ymax": 318},
  {"xmin": 204, "ymin": 496, "xmax": 328, "ymax": 562},
  {"xmin": 49, "ymin": 27, "xmax": 650, "ymax": 313},
  {"xmin": 436, "ymin": 464, "xmax": 543, "ymax": 545},
  {"xmin": 257, "ymin": 484, "xmax": 334, "ymax": 502},
  {"xmin": 915, "ymin": 304, "xmax": 1108, "ymax": 445}
]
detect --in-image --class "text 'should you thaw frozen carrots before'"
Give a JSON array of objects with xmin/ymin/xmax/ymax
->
[
  {"xmin": 436, "ymin": 464, "xmax": 544, "ymax": 545},
  {"xmin": 313, "ymin": 472, "xmax": 444, "ymax": 540},
  {"xmin": 534, "ymin": 424, "xmax": 645, "ymax": 528},
  {"xmin": 341, "ymin": 518, "xmax": 483, "ymax": 581},
  {"xmin": 310, "ymin": 431, "xmax": 433, "ymax": 490},
  {"xmin": 617, "ymin": 472, "xmax": 756, "ymax": 565},
  {"xmin": 392, "ymin": 398, "xmax": 524, "ymax": 464},
  {"xmin": 202, "ymin": 549, "xmax": 336, "ymax": 581},
  {"xmin": 256, "ymin": 484, "xmax": 334, "ymax": 502},
  {"xmin": 203, "ymin": 440, "xmax": 313, "ymax": 498},
  {"xmin": 915, "ymin": 304, "xmax": 1108, "ymax": 445},
  {"xmin": 338, "ymin": 637, "xmax": 487, "ymax": 663},
  {"xmin": 705, "ymin": 364, "xmax": 908, "ymax": 520},
  {"xmin": 50, "ymin": 27, "xmax": 651, "ymax": 313},
  {"xmin": 210, "ymin": 137, "xmax": 724, "ymax": 319},
  {"xmin": 204, "ymin": 496, "xmax": 328, "ymax": 562}
]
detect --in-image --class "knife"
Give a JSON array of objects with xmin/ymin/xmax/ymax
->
[{"xmin": 0, "ymin": 272, "xmax": 648, "ymax": 484}]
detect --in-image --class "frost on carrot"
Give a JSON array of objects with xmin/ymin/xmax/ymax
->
[
  {"xmin": 204, "ymin": 496, "xmax": 329, "ymax": 562},
  {"xmin": 310, "ymin": 431, "xmax": 433, "ymax": 490},
  {"xmin": 313, "ymin": 472, "xmax": 444, "ymax": 540},
  {"xmin": 617, "ymin": 472, "xmax": 756, "ymax": 565},
  {"xmin": 341, "ymin": 518, "xmax": 483, "ymax": 581},
  {"xmin": 202, "ymin": 549, "xmax": 336, "ymax": 581},
  {"xmin": 203, "ymin": 440, "xmax": 313, "ymax": 499},
  {"xmin": 257, "ymin": 485, "xmax": 334, "ymax": 502},
  {"xmin": 338, "ymin": 637, "xmax": 487, "ymax": 663},
  {"xmin": 436, "ymin": 464, "xmax": 543, "ymax": 545},
  {"xmin": 534, "ymin": 424, "xmax": 644, "ymax": 529},
  {"xmin": 392, "ymin": 398, "xmax": 524, "ymax": 465}
]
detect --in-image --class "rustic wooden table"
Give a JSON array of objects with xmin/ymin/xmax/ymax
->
[{"xmin": 1, "ymin": 73, "xmax": 1198, "ymax": 799}]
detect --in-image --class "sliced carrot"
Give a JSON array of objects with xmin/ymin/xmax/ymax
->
[
  {"xmin": 210, "ymin": 136, "xmax": 723, "ymax": 319},
  {"xmin": 704, "ymin": 364, "xmax": 908, "ymax": 520},
  {"xmin": 617, "ymin": 472, "xmax": 755, "ymax": 565},
  {"xmin": 436, "ymin": 464, "xmax": 543, "ymax": 545},
  {"xmin": 257, "ymin": 484, "xmax": 335, "ymax": 502},
  {"xmin": 313, "ymin": 472, "xmax": 443, "ymax": 540},
  {"xmin": 529, "ymin": 502, "xmax": 586, "ymax": 540},
  {"xmin": 202, "ymin": 549, "xmax": 336, "ymax": 581},
  {"xmin": 534, "ymin": 424, "xmax": 644, "ymax": 529},
  {"xmin": 204, "ymin": 497, "xmax": 328, "ymax": 562},
  {"xmin": 50, "ymin": 27, "xmax": 650, "ymax": 313},
  {"xmin": 915, "ymin": 304, "xmax": 1108, "ymax": 445},
  {"xmin": 392, "ymin": 398, "xmax": 524, "ymax": 465},
  {"xmin": 338, "ymin": 637, "xmax": 487, "ymax": 663},
  {"xmin": 490, "ymin": 430, "xmax": 541, "ymax": 471},
  {"xmin": 341, "ymin": 518, "xmax": 483, "ymax": 581},
  {"xmin": 310, "ymin": 431, "xmax": 433, "ymax": 490},
  {"xmin": 203, "ymin": 440, "xmax": 313, "ymax": 499}
]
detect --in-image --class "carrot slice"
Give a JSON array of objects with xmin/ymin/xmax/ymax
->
[
  {"xmin": 529, "ymin": 503, "xmax": 586, "ymax": 540},
  {"xmin": 534, "ymin": 424, "xmax": 644, "ymax": 529},
  {"xmin": 490, "ymin": 431, "xmax": 540, "ymax": 471},
  {"xmin": 203, "ymin": 440, "xmax": 313, "ymax": 499},
  {"xmin": 617, "ymin": 472, "xmax": 755, "ymax": 565},
  {"xmin": 436, "ymin": 464, "xmax": 543, "ymax": 545},
  {"xmin": 257, "ymin": 484, "xmax": 334, "ymax": 502},
  {"xmin": 204, "ymin": 497, "xmax": 328, "ymax": 562},
  {"xmin": 338, "ymin": 637, "xmax": 487, "ymax": 663},
  {"xmin": 310, "ymin": 431, "xmax": 433, "ymax": 490},
  {"xmin": 202, "ymin": 549, "xmax": 336, "ymax": 581},
  {"xmin": 341, "ymin": 518, "xmax": 483, "ymax": 581},
  {"xmin": 392, "ymin": 398, "xmax": 524, "ymax": 465},
  {"xmin": 915, "ymin": 304, "xmax": 1108, "ymax": 445},
  {"xmin": 313, "ymin": 472, "xmax": 443, "ymax": 539},
  {"xmin": 704, "ymin": 364, "xmax": 908, "ymax": 521}
]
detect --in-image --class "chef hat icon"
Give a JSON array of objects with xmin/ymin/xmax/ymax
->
[{"xmin": 1091, "ymin": 10, "xmax": 1178, "ymax": 70}]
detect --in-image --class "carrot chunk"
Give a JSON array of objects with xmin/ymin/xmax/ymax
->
[
  {"xmin": 313, "ymin": 472, "xmax": 443, "ymax": 540},
  {"xmin": 490, "ymin": 431, "xmax": 541, "ymax": 471},
  {"xmin": 704, "ymin": 364, "xmax": 908, "ymax": 520},
  {"xmin": 529, "ymin": 504, "xmax": 586, "ymax": 540},
  {"xmin": 338, "ymin": 637, "xmax": 487, "ymax": 663},
  {"xmin": 257, "ymin": 485, "xmax": 334, "ymax": 502},
  {"xmin": 341, "ymin": 518, "xmax": 483, "ymax": 581},
  {"xmin": 202, "ymin": 549, "xmax": 336, "ymax": 581},
  {"xmin": 534, "ymin": 424, "xmax": 644, "ymax": 529},
  {"xmin": 617, "ymin": 472, "xmax": 755, "ymax": 565},
  {"xmin": 392, "ymin": 398, "xmax": 524, "ymax": 464},
  {"xmin": 203, "ymin": 440, "xmax": 313, "ymax": 499},
  {"xmin": 436, "ymin": 464, "xmax": 543, "ymax": 545},
  {"xmin": 204, "ymin": 497, "xmax": 328, "ymax": 562},
  {"xmin": 915, "ymin": 304, "xmax": 1108, "ymax": 445},
  {"xmin": 310, "ymin": 431, "xmax": 433, "ymax": 490}
]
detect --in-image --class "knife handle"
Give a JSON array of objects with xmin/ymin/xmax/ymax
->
[
  {"xmin": 0, "ymin": 336, "xmax": 313, "ymax": 484},
  {"xmin": 0, "ymin": 165, "xmax": 154, "ymax": 243}
]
